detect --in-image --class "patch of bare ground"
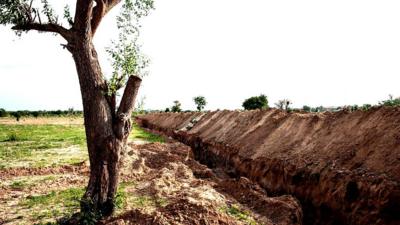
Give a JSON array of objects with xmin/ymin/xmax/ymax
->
[{"xmin": 0, "ymin": 117, "xmax": 83, "ymax": 125}]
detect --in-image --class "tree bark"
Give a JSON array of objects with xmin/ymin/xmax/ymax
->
[{"xmin": 69, "ymin": 36, "xmax": 141, "ymax": 216}]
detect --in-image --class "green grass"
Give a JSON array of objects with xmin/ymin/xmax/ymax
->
[
  {"xmin": 0, "ymin": 124, "xmax": 87, "ymax": 168},
  {"xmin": 0, "ymin": 121, "xmax": 162, "ymax": 168},
  {"xmin": 4, "ymin": 175, "xmax": 58, "ymax": 190},
  {"xmin": 130, "ymin": 123, "xmax": 164, "ymax": 143},
  {"xmin": 20, "ymin": 183, "xmax": 130, "ymax": 224},
  {"xmin": 221, "ymin": 204, "xmax": 258, "ymax": 225}
]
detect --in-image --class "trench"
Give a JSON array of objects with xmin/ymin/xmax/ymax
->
[{"xmin": 136, "ymin": 109, "xmax": 400, "ymax": 225}]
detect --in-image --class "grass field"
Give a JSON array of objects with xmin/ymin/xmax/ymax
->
[
  {"xmin": 0, "ymin": 118, "xmax": 163, "ymax": 169},
  {"xmin": 0, "ymin": 117, "xmax": 165, "ymax": 224}
]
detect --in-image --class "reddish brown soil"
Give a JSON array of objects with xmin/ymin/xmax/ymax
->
[
  {"xmin": 137, "ymin": 107, "xmax": 400, "ymax": 225},
  {"xmin": 103, "ymin": 142, "xmax": 302, "ymax": 225},
  {"xmin": 0, "ymin": 162, "xmax": 89, "ymax": 179}
]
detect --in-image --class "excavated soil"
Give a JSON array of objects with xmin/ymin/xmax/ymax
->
[
  {"xmin": 137, "ymin": 107, "xmax": 400, "ymax": 225},
  {"xmin": 1, "ymin": 141, "xmax": 302, "ymax": 225},
  {"xmin": 105, "ymin": 142, "xmax": 302, "ymax": 225}
]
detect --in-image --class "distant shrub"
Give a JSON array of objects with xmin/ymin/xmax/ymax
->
[
  {"xmin": 361, "ymin": 104, "xmax": 372, "ymax": 111},
  {"xmin": 165, "ymin": 108, "xmax": 170, "ymax": 112},
  {"xmin": 350, "ymin": 105, "xmax": 359, "ymax": 112},
  {"xmin": 302, "ymin": 105, "xmax": 311, "ymax": 112},
  {"xmin": 242, "ymin": 94, "xmax": 268, "ymax": 110},
  {"xmin": 380, "ymin": 95, "xmax": 400, "ymax": 107}
]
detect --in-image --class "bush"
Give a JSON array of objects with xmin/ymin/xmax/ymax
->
[
  {"xmin": 242, "ymin": 94, "xmax": 268, "ymax": 110},
  {"xmin": 302, "ymin": 105, "xmax": 311, "ymax": 112},
  {"xmin": 361, "ymin": 104, "xmax": 372, "ymax": 111},
  {"xmin": 380, "ymin": 95, "xmax": 400, "ymax": 107}
]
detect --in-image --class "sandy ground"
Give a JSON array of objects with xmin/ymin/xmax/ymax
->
[{"xmin": 0, "ymin": 117, "xmax": 84, "ymax": 125}]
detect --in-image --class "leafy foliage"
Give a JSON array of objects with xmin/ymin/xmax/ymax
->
[
  {"xmin": 0, "ymin": 0, "xmax": 32, "ymax": 26},
  {"xmin": 0, "ymin": 0, "xmax": 62, "ymax": 35},
  {"xmin": 0, "ymin": 109, "xmax": 83, "ymax": 118},
  {"xmin": 379, "ymin": 95, "xmax": 400, "ymax": 107},
  {"xmin": 106, "ymin": 0, "xmax": 154, "ymax": 96},
  {"xmin": 63, "ymin": 4, "xmax": 73, "ymax": 26},
  {"xmin": 242, "ymin": 94, "xmax": 268, "ymax": 110},
  {"xmin": 193, "ymin": 96, "xmax": 207, "ymax": 111},
  {"xmin": 302, "ymin": 105, "xmax": 311, "ymax": 112},
  {"xmin": 171, "ymin": 100, "xmax": 182, "ymax": 112}
]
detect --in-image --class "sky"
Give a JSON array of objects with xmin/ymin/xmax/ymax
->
[{"xmin": 1, "ymin": 0, "xmax": 400, "ymax": 111}]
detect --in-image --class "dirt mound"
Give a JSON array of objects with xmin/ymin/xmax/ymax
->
[
  {"xmin": 137, "ymin": 107, "xmax": 400, "ymax": 225},
  {"xmin": 108, "ymin": 142, "xmax": 302, "ymax": 225},
  {"xmin": 104, "ymin": 199, "xmax": 240, "ymax": 225}
]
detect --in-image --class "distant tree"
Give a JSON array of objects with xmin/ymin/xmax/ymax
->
[
  {"xmin": 275, "ymin": 99, "xmax": 292, "ymax": 111},
  {"xmin": 171, "ymin": 100, "xmax": 182, "ymax": 112},
  {"xmin": 242, "ymin": 94, "xmax": 268, "ymax": 110},
  {"xmin": 11, "ymin": 112, "xmax": 21, "ymax": 121},
  {"xmin": 32, "ymin": 111, "xmax": 39, "ymax": 118},
  {"xmin": 0, "ymin": 0, "xmax": 154, "ymax": 217},
  {"xmin": 165, "ymin": 108, "xmax": 170, "ymax": 112},
  {"xmin": 0, "ymin": 108, "xmax": 7, "ymax": 117},
  {"xmin": 302, "ymin": 105, "xmax": 311, "ymax": 112},
  {"xmin": 193, "ymin": 96, "xmax": 207, "ymax": 111}
]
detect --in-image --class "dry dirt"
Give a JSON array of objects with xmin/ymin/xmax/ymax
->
[
  {"xmin": 0, "ymin": 141, "xmax": 302, "ymax": 225},
  {"xmin": 137, "ymin": 107, "xmax": 400, "ymax": 225}
]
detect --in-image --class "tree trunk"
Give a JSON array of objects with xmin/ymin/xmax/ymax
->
[{"xmin": 69, "ymin": 37, "xmax": 140, "ymax": 216}]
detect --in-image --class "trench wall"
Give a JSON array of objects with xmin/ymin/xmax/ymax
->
[{"xmin": 137, "ymin": 107, "xmax": 400, "ymax": 225}]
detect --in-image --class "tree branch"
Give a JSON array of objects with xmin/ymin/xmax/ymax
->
[
  {"xmin": 117, "ymin": 75, "xmax": 142, "ymax": 117},
  {"xmin": 73, "ymin": 0, "xmax": 94, "ymax": 36},
  {"xmin": 12, "ymin": 23, "xmax": 72, "ymax": 41},
  {"xmin": 113, "ymin": 75, "xmax": 141, "ymax": 139},
  {"xmin": 91, "ymin": 0, "xmax": 106, "ymax": 36},
  {"xmin": 91, "ymin": 0, "xmax": 122, "ymax": 36}
]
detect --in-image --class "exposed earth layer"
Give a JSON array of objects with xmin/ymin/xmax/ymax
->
[{"xmin": 137, "ymin": 107, "xmax": 400, "ymax": 225}]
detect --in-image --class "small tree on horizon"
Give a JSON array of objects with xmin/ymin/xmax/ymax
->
[
  {"xmin": 171, "ymin": 100, "xmax": 182, "ymax": 112},
  {"xmin": 193, "ymin": 96, "xmax": 207, "ymax": 111},
  {"xmin": 275, "ymin": 99, "xmax": 292, "ymax": 111},
  {"xmin": 242, "ymin": 94, "xmax": 268, "ymax": 110}
]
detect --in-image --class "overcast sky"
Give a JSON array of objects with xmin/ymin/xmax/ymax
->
[{"xmin": 1, "ymin": 0, "xmax": 400, "ymax": 111}]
